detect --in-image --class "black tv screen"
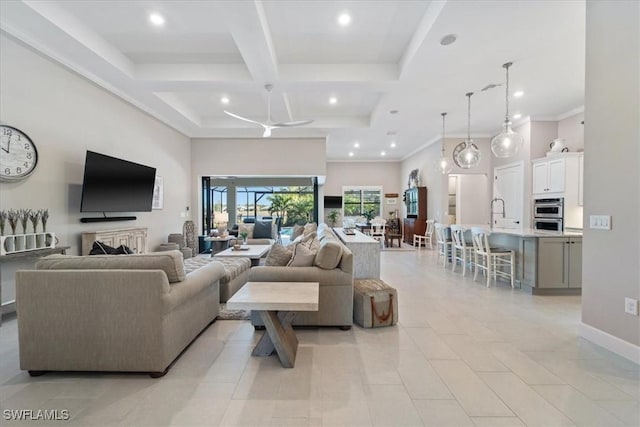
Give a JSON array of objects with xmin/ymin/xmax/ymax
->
[{"xmin": 80, "ymin": 151, "xmax": 156, "ymax": 212}]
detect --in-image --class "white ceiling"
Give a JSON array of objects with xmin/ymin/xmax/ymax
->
[{"xmin": 0, "ymin": 0, "xmax": 585, "ymax": 160}]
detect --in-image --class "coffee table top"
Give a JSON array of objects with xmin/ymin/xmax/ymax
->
[
  {"xmin": 226, "ymin": 282, "xmax": 319, "ymax": 312},
  {"xmin": 214, "ymin": 244, "xmax": 271, "ymax": 259}
]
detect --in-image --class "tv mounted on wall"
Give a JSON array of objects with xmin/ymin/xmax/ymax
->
[{"xmin": 80, "ymin": 151, "xmax": 156, "ymax": 222}]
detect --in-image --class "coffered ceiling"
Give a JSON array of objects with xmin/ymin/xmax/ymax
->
[{"xmin": 0, "ymin": 0, "xmax": 585, "ymax": 160}]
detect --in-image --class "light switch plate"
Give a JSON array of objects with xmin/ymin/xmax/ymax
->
[
  {"xmin": 589, "ymin": 215, "xmax": 611, "ymax": 230},
  {"xmin": 625, "ymin": 298, "xmax": 638, "ymax": 316}
]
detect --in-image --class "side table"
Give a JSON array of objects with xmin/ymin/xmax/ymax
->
[{"xmin": 0, "ymin": 246, "xmax": 70, "ymax": 326}]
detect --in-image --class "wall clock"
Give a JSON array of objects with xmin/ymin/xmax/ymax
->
[
  {"xmin": 452, "ymin": 141, "xmax": 479, "ymax": 168},
  {"xmin": 0, "ymin": 125, "xmax": 38, "ymax": 182}
]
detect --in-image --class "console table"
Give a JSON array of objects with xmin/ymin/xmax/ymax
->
[
  {"xmin": 334, "ymin": 227, "xmax": 381, "ymax": 279},
  {"xmin": 0, "ymin": 246, "xmax": 70, "ymax": 325}
]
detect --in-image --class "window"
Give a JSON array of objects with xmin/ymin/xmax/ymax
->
[{"xmin": 342, "ymin": 186, "xmax": 382, "ymax": 217}]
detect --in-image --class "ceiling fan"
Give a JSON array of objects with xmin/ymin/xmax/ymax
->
[{"xmin": 224, "ymin": 84, "xmax": 314, "ymax": 137}]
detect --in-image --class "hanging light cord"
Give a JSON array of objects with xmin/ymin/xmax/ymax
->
[
  {"xmin": 441, "ymin": 112, "xmax": 447, "ymax": 155},
  {"xmin": 503, "ymin": 62, "xmax": 512, "ymax": 124},
  {"xmin": 466, "ymin": 92, "xmax": 473, "ymax": 145}
]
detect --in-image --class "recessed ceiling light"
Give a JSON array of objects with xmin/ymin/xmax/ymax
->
[
  {"xmin": 390, "ymin": 142, "xmax": 397, "ymax": 148},
  {"xmin": 329, "ymin": 97, "xmax": 338, "ymax": 105},
  {"xmin": 337, "ymin": 13, "xmax": 351, "ymax": 26},
  {"xmin": 381, "ymin": 151, "xmax": 386, "ymax": 156},
  {"xmin": 440, "ymin": 34, "xmax": 457, "ymax": 46},
  {"xmin": 149, "ymin": 13, "xmax": 165, "ymax": 26},
  {"xmin": 513, "ymin": 90, "xmax": 524, "ymax": 98},
  {"xmin": 348, "ymin": 152, "xmax": 354, "ymax": 157},
  {"xmin": 221, "ymin": 96, "xmax": 230, "ymax": 105},
  {"xmin": 512, "ymin": 113, "xmax": 522, "ymax": 119},
  {"xmin": 354, "ymin": 142, "xmax": 360, "ymax": 148}
]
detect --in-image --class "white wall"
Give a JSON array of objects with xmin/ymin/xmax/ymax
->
[
  {"xmin": 582, "ymin": 0, "xmax": 639, "ymax": 354},
  {"xmin": 456, "ymin": 174, "xmax": 490, "ymax": 225},
  {"xmin": 191, "ymin": 138, "xmax": 326, "ymax": 229},
  {"xmin": 324, "ymin": 161, "xmax": 402, "ymax": 196},
  {"xmin": 557, "ymin": 112, "xmax": 585, "ymax": 152},
  {"xmin": 0, "ymin": 35, "xmax": 192, "ymax": 303}
]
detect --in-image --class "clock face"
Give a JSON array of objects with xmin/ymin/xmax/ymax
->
[
  {"xmin": 452, "ymin": 141, "xmax": 479, "ymax": 168},
  {"xmin": 0, "ymin": 125, "xmax": 38, "ymax": 182}
]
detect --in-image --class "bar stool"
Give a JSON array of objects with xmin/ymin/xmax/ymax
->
[
  {"xmin": 435, "ymin": 223, "xmax": 453, "ymax": 268},
  {"xmin": 470, "ymin": 227, "xmax": 515, "ymax": 288},
  {"xmin": 450, "ymin": 225, "xmax": 475, "ymax": 276}
]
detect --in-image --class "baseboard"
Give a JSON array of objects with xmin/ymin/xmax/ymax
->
[{"xmin": 579, "ymin": 322, "xmax": 640, "ymax": 365}]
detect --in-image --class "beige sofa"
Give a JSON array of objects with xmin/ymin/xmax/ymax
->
[
  {"xmin": 15, "ymin": 251, "xmax": 225, "ymax": 377},
  {"xmin": 249, "ymin": 224, "xmax": 354, "ymax": 328}
]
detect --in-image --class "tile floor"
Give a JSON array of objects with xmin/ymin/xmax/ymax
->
[{"xmin": 0, "ymin": 250, "xmax": 638, "ymax": 426}]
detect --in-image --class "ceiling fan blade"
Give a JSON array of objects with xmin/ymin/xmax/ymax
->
[
  {"xmin": 223, "ymin": 110, "xmax": 266, "ymax": 126},
  {"xmin": 262, "ymin": 126, "xmax": 273, "ymax": 138},
  {"xmin": 270, "ymin": 119, "xmax": 314, "ymax": 127}
]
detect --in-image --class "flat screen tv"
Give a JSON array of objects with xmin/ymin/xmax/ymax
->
[{"xmin": 80, "ymin": 151, "xmax": 156, "ymax": 213}]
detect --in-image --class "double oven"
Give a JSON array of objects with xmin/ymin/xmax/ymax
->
[{"xmin": 533, "ymin": 198, "xmax": 564, "ymax": 231}]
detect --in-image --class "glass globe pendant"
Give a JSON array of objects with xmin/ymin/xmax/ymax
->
[
  {"xmin": 456, "ymin": 92, "xmax": 481, "ymax": 169},
  {"xmin": 491, "ymin": 62, "xmax": 524, "ymax": 158},
  {"xmin": 436, "ymin": 112, "xmax": 452, "ymax": 174}
]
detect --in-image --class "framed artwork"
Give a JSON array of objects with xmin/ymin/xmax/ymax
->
[{"xmin": 152, "ymin": 176, "xmax": 163, "ymax": 210}]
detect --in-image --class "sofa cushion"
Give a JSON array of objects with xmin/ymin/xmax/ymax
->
[
  {"xmin": 303, "ymin": 222, "xmax": 318, "ymax": 236},
  {"xmin": 37, "ymin": 251, "xmax": 186, "ymax": 283},
  {"xmin": 238, "ymin": 223, "xmax": 255, "ymax": 239},
  {"xmin": 265, "ymin": 243, "xmax": 293, "ymax": 266},
  {"xmin": 253, "ymin": 220, "xmax": 273, "ymax": 239},
  {"xmin": 314, "ymin": 239, "xmax": 343, "ymax": 270},
  {"xmin": 287, "ymin": 242, "xmax": 317, "ymax": 267},
  {"xmin": 183, "ymin": 256, "xmax": 250, "ymax": 285}
]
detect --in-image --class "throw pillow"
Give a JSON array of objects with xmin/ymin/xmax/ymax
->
[
  {"xmin": 89, "ymin": 241, "xmax": 117, "ymax": 255},
  {"xmin": 253, "ymin": 220, "xmax": 273, "ymax": 239},
  {"xmin": 287, "ymin": 242, "xmax": 316, "ymax": 267},
  {"xmin": 291, "ymin": 224, "xmax": 305, "ymax": 241},
  {"xmin": 314, "ymin": 240, "xmax": 343, "ymax": 270},
  {"xmin": 304, "ymin": 236, "xmax": 321, "ymax": 253},
  {"xmin": 303, "ymin": 222, "xmax": 317, "ymax": 236},
  {"xmin": 265, "ymin": 243, "xmax": 293, "ymax": 266},
  {"xmin": 238, "ymin": 223, "xmax": 255, "ymax": 239},
  {"xmin": 114, "ymin": 244, "xmax": 134, "ymax": 255}
]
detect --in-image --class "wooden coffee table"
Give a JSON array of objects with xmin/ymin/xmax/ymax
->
[
  {"xmin": 214, "ymin": 244, "xmax": 271, "ymax": 266},
  {"xmin": 226, "ymin": 282, "xmax": 319, "ymax": 368}
]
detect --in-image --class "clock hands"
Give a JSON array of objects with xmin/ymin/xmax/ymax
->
[{"xmin": 0, "ymin": 138, "xmax": 9, "ymax": 154}]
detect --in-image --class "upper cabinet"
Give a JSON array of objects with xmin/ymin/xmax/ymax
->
[
  {"xmin": 532, "ymin": 157, "xmax": 567, "ymax": 194},
  {"xmin": 532, "ymin": 154, "xmax": 581, "ymax": 197}
]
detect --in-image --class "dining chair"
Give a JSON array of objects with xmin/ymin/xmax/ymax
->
[
  {"xmin": 434, "ymin": 223, "xmax": 453, "ymax": 268},
  {"xmin": 470, "ymin": 227, "xmax": 515, "ymax": 288},
  {"xmin": 413, "ymin": 219, "xmax": 435, "ymax": 250},
  {"xmin": 370, "ymin": 218, "xmax": 386, "ymax": 247},
  {"xmin": 450, "ymin": 225, "xmax": 475, "ymax": 276}
]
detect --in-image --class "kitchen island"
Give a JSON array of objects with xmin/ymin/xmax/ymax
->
[
  {"xmin": 333, "ymin": 227, "xmax": 380, "ymax": 279},
  {"xmin": 461, "ymin": 226, "xmax": 583, "ymax": 295}
]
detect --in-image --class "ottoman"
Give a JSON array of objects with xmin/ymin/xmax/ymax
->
[
  {"xmin": 184, "ymin": 257, "xmax": 251, "ymax": 302},
  {"xmin": 353, "ymin": 279, "xmax": 398, "ymax": 328}
]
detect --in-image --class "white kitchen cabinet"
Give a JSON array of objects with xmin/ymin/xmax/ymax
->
[
  {"xmin": 532, "ymin": 157, "xmax": 571, "ymax": 194},
  {"xmin": 578, "ymin": 153, "xmax": 584, "ymax": 206}
]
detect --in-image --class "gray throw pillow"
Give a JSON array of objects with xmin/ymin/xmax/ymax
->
[
  {"xmin": 291, "ymin": 224, "xmax": 305, "ymax": 241},
  {"xmin": 253, "ymin": 220, "xmax": 273, "ymax": 239},
  {"xmin": 265, "ymin": 243, "xmax": 293, "ymax": 266}
]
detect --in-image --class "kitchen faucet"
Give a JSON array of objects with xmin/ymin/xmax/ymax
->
[{"xmin": 491, "ymin": 198, "xmax": 505, "ymax": 228}]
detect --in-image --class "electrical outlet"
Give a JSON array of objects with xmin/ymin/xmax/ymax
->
[
  {"xmin": 625, "ymin": 298, "xmax": 638, "ymax": 316},
  {"xmin": 589, "ymin": 215, "xmax": 612, "ymax": 230}
]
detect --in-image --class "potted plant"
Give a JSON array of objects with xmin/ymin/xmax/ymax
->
[
  {"xmin": 327, "ymin": 210, "xmax": 340, "ymax": 228},
  {"xmin": 239, "ymin": 231, "xmax": 248, "ymax": 245},
  {"xmin": 363, "ymin": 209, "xmax": 376, "ymax": 224}
]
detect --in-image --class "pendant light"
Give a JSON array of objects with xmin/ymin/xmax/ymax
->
[
  {"xmin": 455, "ymin": 92, "xmax": 481, "ymax": 169},
  {"xmin": 436, "ymin": 112, "xmax": 452, "ymax": 174},
  {"xmin": 491, "ymin": 62, "xmax": 524, "ymax": 157}
]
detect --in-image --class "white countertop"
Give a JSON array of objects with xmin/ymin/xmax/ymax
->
[
  {"xmin": 456, "ymin": 224, "xmax": 583, "ymax": 238},
  {"xmin": 334, "ymin": 227, "xmax": 379, "ymax": 243}
]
